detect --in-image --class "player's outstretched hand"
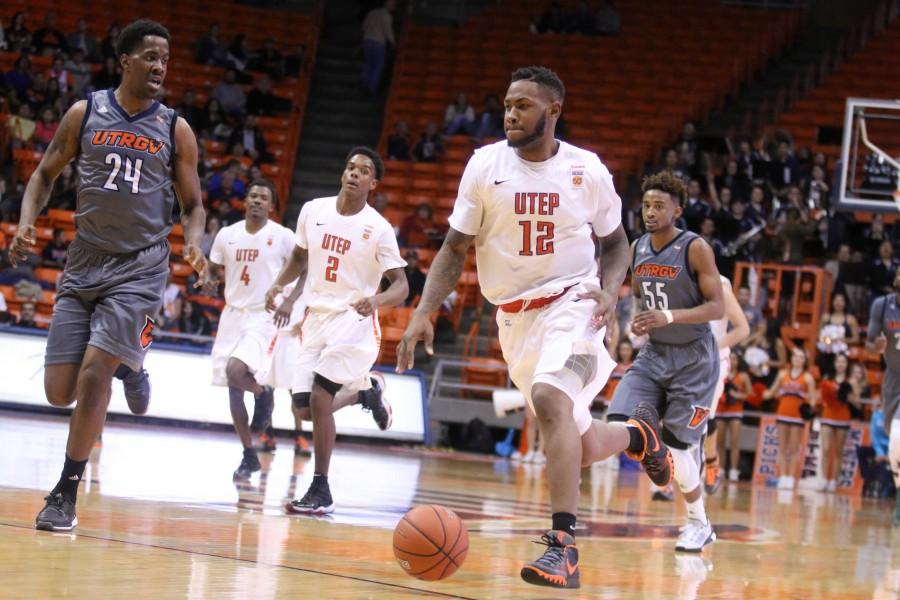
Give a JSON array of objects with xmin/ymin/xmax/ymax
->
[
  {"xmin": 874, "ymin": 333, "xmax": 888, "ymax": 354},
  {"xmin": 9, "ymin": 225, "xmax": 36, "ymax": 267},
  {"xmin": 396, "ymin": 313, "xmax": 433, "ymax": 373},
  {"xmin": 351, "ymin": 296, "xmax": 378, "ymax": 317},
  {"xmin": 631, "ymin": 310, "xmax": 668, "ymax": 336},
  {"xmin": 265, "ymin": 284, "xmax": 284, "ymax": 313},
  {"xmin": 184, "ymin": 243, "xmax": 209, "ymax": 288},
  {"xmin": 577, "ymin": 282, "xmax": 617, "ymax": 334},
  {"xmin": 273, "ymin": 296, "xmax": 293, "ymax": 328}
]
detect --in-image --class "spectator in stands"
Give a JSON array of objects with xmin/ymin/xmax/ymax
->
[
  {"xmin": 195, "ymin": 24, "xmax": 226, "ymax": 67},
  {"xmin": 47, "ymin": 163, "xmax": 76, "ymax": 211},
  {"xmin": 159, "ymin": 274, "xmax": 183, "ymax": 331},
  {"xmin": 5, "ymin": 55, "xmax": 34, "ymax": 96},
  {"xmin": 32, "ymin": 106, "xmax": 59, "ymax": 151},
  {"xmin": 246, "ymin": 75, "xmax": 290, "ymax": 115},
  {"xmin": 444, "ymin": 92, "xmax": 476, "ymax": 136},
  {"xmin": 717, "ymin": 158, "xmax": 750, "ymax": 203},
  {"xmin": 92, "ymin": 57, "xmax": 121, "ymax": 91},
  {"xmin": 67, "ymin": 18, "xmax": 99, "ymax": 62},
  {"xmin": 747, "ymin": 184, "xmax": 769, "ymax": 224},
  {"xmin": 177, "ymin": 301, "xmax": 213, "ymax": 343},
  {"xmin": 805, "ymin": 164, "xmax": 829, "ymax": 214},
  {"xmin": 864, "ymin": 214, "xmax": 893, "ymax": 258},
  {"xmin": 65, "ymin": 49, "xmax": 91, "ymax": 98},
  {"xmin": 199, "ymin": 98, "xmax": 229, "ymax": 140},
  {"xmin": 43, "ymin": 77, "xmax": 69, "ymax": 118},
  {"xmin": 869, "ymin": 240, "xmax": 900, "ymax": 295},
  {"xmin": 200, "ymin": 216, "xmax": 222, "ymax": 257},
  {"xmin": 768, "ymin": 140, "xmax": 799, "ymax": 201},
  {"xmin": 780, "ymin": 208, "xmax": 816, "ymax": 265},
  {"xmin": 682, "ymin": 178, "xmax": 714, "ymax": 232},
  {"xmin": 212, "ymin": 69, "xmax": 247, "ymax": 116},
  {"xmin": 225, "ymin": 34, "xmax": 253, "ymax": 80},
  {"xmin": 16, "ymin": 301, "xmax": 39, "ymax": 329},
  {"xmin": 208, "ymin": 160, "xmax": 248, "ymax": 198},
  {"xmin": 403, "ymin": 250, "xmax": 426, "ymax": 306},
  {"xmin": 660, "ymin": 147, "xmax": 689, "ymax": 183},
  {"xmin": 473, "ymin": 94, "xmax": 504, "ymax": 142},
  {"xmin": 412, "ymin": 123, "xmax": 445, "ymax": 162},
  {"xmin": 174, "ymin": 89, "xmax": 202, "ymax": 129},
  {"xmin": 735, "ymin": 138, "xmax": 764, "ymax": 183},
  {"xmin": 32, "ymin": 12, "xmax": 67, "ymax": 56},
  {"xmin": 99, "ymin": 23, "xmax": 120, "ymax": 62},
  {"xmin": 699, "ymin": 217, "xmax": 725, "ymax": 263},
  {"xmin": 737, "ymin": 286, "xmax": 766, "ymax": 349},
  {"xmin": 817, "ymin": 292, "xmax": 859, "ymax": 374},
  {"xmin": 399, "ymin": 203, "xmax": 440, "ymax": 248},
  {"xmin": 677, "ymin": 121, "xmax": 699, "ymax": 163},
  {"xmin": 387, "ymin": 121, "xmax": 411, "ymax": 161},
  {"xmin": 41, "ymin": 228, "xmax": 69, "ymax": 269},
  {"xmin": 285, "ymin": 43, "xmax": 307, "ymax": 76},
  {"xmin": 360, "ymin": 0, "xmax": 396, "ymax": 95},
  {"xmin": 227, "ymin": 114, "xmax": 272, "ymax": 163},
  {"xmin": 252, "ymin": 37, "xmax": 285, "ymax": 79},
  {"xmin": 7, "ymin": 103, "xmax": 36, "ymax": 149},
  {"xmin": 5, "ymin": 12, "xmax": 30, "ymax": 54},
  {"xmin": 532, "ymin": 2, "xmax": 566, "ymax": 34},
  {"xmin": 208, "ymin": 174, "xmax": 245, "ymax": 225},
  {"xmin": 595, "ymin": 0, "xmax": 622, "ymax": 36}
]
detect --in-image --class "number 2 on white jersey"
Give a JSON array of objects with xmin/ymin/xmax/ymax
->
[
  {"xmin": 641, "ymin": 281, "xmax": 669, "ymax": 310},
  {"xmin": 103, "ymin": 152, "xmax": 143, "ymax": 194}
]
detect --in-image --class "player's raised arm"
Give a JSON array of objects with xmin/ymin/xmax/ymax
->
[
  {"xmin": 172, "ymin": 116, "xmax": 208, "ymax": 280},
  {"xmin": 9, "ymin": 101, "xmax": 85, "ymax": 266},
  {"xmin": 396, "ymin": 227, "xmax": 474, "ymax": 371}
]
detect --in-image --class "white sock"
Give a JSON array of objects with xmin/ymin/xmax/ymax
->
[{"xmin": 686, "ymin": 497, "xmax": 707, "ymax": 524}]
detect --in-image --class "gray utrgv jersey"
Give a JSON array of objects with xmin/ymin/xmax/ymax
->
[
  {"xmin": 75, "ymin": 89, "xmax": 177, "ymax": 253},
  {"xmin": 633, "ymin": 230, "xmax": 711, "ymax": 345}
]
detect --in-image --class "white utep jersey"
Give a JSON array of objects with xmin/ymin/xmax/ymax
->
[
  {"xmin": 296, "ymin": 196, "xmax": 406, "ymax": 312},
  {"xmin": 710, "ymin": 275, "xmax": 731, "ymax": 359},
  {"xmin": 448, "ymin": 140, "xmax": 622, "ymax": 305},
  {"xmin": 210, "ymin": 220, "xmax": 295, "ymax": 310}
]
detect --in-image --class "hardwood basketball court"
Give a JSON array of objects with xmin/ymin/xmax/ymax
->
[{"xmin": 0, "ymin": 410, "xmax": 894, "ymax": 599}]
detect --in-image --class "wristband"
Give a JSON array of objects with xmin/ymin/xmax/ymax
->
[{"xmin": 662, "ymin": 309, "xmax": 674, "ymax": 324}]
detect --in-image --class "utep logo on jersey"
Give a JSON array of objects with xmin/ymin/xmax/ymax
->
[
  {"xmin": 688, "ymin": 406, "xmax": 710, "ymax": 429},
  {"xmin": 266, "ymin": 236, "xmax": 273, "ymax": 247},
  {"xmin": 571, "ymin": 165, "xmax": 585, "ymax": 187},
  {"xmin": 362, "ymin": 225, "xmax": 374, "ymax": 240},
  {"xmin": 91, "ymin": 130, "xmax": 165, "ymax": 155},
  {"xmin": 633, "ymin": 263, "xmax": 682, "ymax": 279}
]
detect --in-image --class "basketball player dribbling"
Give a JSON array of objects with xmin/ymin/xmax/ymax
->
[
  {"xmin": 608, "ymin": 172, "xmax": 724, "ymax": 552},
  {"xmin": 266, "ymin": 146, "xmax": 404, "ymax": 514},
  {"xmin": 205, "ymin": 179, "xmax": 296, "ymax": 480},
  {"xmin": 8, "ymin": 20, "xmax": 208, "ymax": 532},
  {"xmin": 397, "ymin": 66, "xmax": 673, "ymax": 590}
]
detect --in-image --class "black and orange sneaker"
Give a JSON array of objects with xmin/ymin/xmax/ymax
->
[
  {"xmin": 520, "ymin": 530, "xmax": 580, "ymax": 589},
  {"xmin": 256, "ymin": 431, "xmax": 276, "ymax": 453},
  {"xmin": 704, "ymin": 456, "xmax": 721, "ymax": 495},
  {"xmin": 294, "ymin": 435, "xmax": 311, "ymax": 456},
  {"xmin": 626, "ymin": 402, "xmax": 673, "ymax": 487}
]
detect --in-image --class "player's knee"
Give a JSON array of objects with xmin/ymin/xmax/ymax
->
[
  {"xmin": 225, "ymin": 359, "xmax": 248, "ymax": 387},
  {"xmin": 45, "ymin": 380, "xmax": 76, "ymax": 407},
  {"xmin": 75, "ymin": 361, "xmax": 114, "ymax": 405},
  {"xmin": 531, "ymin": 389, "xmax": 568, "ymax": 426}
]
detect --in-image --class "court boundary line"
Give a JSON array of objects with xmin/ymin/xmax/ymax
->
[{"xmin": 0, "ymin": 521, "xmax": 478, "ymax": 599}]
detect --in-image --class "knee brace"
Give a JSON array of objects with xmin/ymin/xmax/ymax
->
[
  {"xmin": 670, "ymin": 446, "xmax": 701, "ymax": 494},
  {"xmin": 313, "ymin": 372, "xmax": 342, "ymax": 396}
]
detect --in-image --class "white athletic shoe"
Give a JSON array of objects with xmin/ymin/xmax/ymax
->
[
  {"xmin": 825, "ymin": 479, "xmax": 837, "ymax": 493},
  {"xmin": 777, "ymin": 476, "xmax": 794, "ymax": 490},
  {"xmin": 728, "ymin": 468, "xmax": 740, "ymax": 482},
  {"xmin": 675, "ymin": 518, "xmax": 716, "ymax": 552},
  {"xmin": 522, "ymin": 450, "xmax": 536, "ymax": 463},
  {"xmin": 532, "ymin": 451, "xmax": 546, "ymax": 465}
]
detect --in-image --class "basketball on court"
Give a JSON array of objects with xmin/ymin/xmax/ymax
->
[{"xmin": 393, "ymin": 505, "xmax": 469, "ymax": 581}]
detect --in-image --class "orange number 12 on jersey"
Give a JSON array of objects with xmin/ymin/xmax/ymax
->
[
  {"xmin": 325, "ymin": 256, "xmax": 340, "ymax": 282},
  {"xmin": 518, "ymin": 220, "xmax": 555, "ymax": 256}
]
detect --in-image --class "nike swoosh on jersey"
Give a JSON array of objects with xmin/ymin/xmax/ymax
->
[
  {"xmin": 316, "ymin": 221, "xmax": 327, "ymax": 226},
  {"xmin": 493, "ymin": 179, "xmax": 511, "ymax": 185}
]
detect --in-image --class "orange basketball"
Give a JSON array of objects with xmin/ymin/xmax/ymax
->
[{"xmin": 393, "ymin": 504, "xmax": 469, "ymax": 581}]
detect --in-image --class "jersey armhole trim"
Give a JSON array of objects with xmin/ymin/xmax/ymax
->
[
  {"xmin": 168, "ymin": 111, "xmax": 177, "ymax": 167},
  {"xmin": 76, "ymin": 93, "xmax": 93, "ymax": 159},
  {"xmin": 684, "ymin": 235, "xmax": 698, "ymax": 282}
]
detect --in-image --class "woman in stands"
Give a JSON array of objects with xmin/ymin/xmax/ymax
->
[
  {"xmin": 816, "ymin": 292, "xmax": 859, "ymax": 375},
  {"xmin": 819, "ymin": 353, "xmax": 861, "ymax": 492},
  {"xmin": 764, "ymin": 346, "xmax": 817, "ymax": 490},
  {"xmin": 718, "ymin": 356, "xmax": 751, "ymax": 482}
]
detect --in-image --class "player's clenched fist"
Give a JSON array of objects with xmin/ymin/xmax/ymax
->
[
  {"xmin": 9, "ymin": 225, "xmax": 36, "ymax": 267},
  {"xmin": 265, "ymin": 284, "xmax": 283, "ymax": 313},
  {"xmin": 396, "ymin": 312, "xmax": 434, "ymax": 372},
  {"xmin": 631, "ymin": 310, "xmax": 669, "ymax": 336}
]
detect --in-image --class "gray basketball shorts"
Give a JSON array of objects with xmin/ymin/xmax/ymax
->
[
  {"xmin": 608, "ymin": 332, "xmax": 720, "ymax": 448},
  {"xmin": 45, "ymin": 239, "xmax": 170, "ymax": 372},
  {"xmin": 883, "ymin": 368, "xmax": 900, "ymax": 431}
]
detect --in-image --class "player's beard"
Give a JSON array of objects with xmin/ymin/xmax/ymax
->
[{"xmin": 506, "ymin": 114, "xmax": 546, "ymax": 149}]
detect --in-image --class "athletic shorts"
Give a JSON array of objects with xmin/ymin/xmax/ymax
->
[
  {"xmin": 263, "ymin": 299, "xmax": 307, "ymax": 391},
  {"xmin": 291, "ymin": 308, "xmax": 380, "ymax": 394},
  {"xmin": 710, "ymin": 352, "xmax": 730, "ymax": 420},
  {"xmin": 211, "ymin": 306, "xmax": 278, "ymax": 386},
  {"xmin": 45, "ymin": 239, "xmax": 169, "ymax": 372},
  {"xmin": 884, "ymin": 369, "xmax": 900, "ymax": 431},
  {"xmin": 496, "ymin": 283, "xmax": 616, "ymax": 436},
  {"xmin": 608, "ymin": 332, "xmax": 719, "ymax": 447}
]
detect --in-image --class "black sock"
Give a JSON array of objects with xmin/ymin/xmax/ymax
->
[
  {"xmin": 243, "ymin": 447, "xmax": 257, "ymax": 458},
  {"xmin": 626, "ymin": 425, "xmax": 645, "ymax": 455},
  {"xmin": 52, "ymin": 455, "xmax": 88, "ymax": 501},
  {"xmin": 313, "ymin": 472, "xmax": 328, "ymax": 484},
  {"xmin": 552, "ymin": 512, "xmax": 576, "ymax": 537},
  {"xmin": 113, "ymin": 364, "xmax": 132, "ymax": 380}
]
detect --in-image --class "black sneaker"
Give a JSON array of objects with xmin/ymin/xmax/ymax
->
[
  {"xmin": 121, "ymin": 368, "xmax": 151, "ymax": 416},
  {"xmin": 256, "ymin": 431, "xmax": 276, "ymax": 453},
  {"xmin": 35, "ymin": 492, "xmax": 77, "ymax": 532},
  {"xmin": 286, "ymin": 477, "xmax": 334, "ymax": 514},
  {"xmin": 358, "ymin": 372, "xmax": 392, "ymax": 431},
  {"xmin": 233, "ymin": 451, "xmax": 261, "ymax": 481},
  {"xmin": 250, "ymin": 386, "xmax": 274, "ymax": 435},
  {"xmin": 626, "ymin": 402, "xmax": 674, "ymax": 487},
  {"xmin": 520, "ymin": 530, "xmax": 580, "ymax": 589}
]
